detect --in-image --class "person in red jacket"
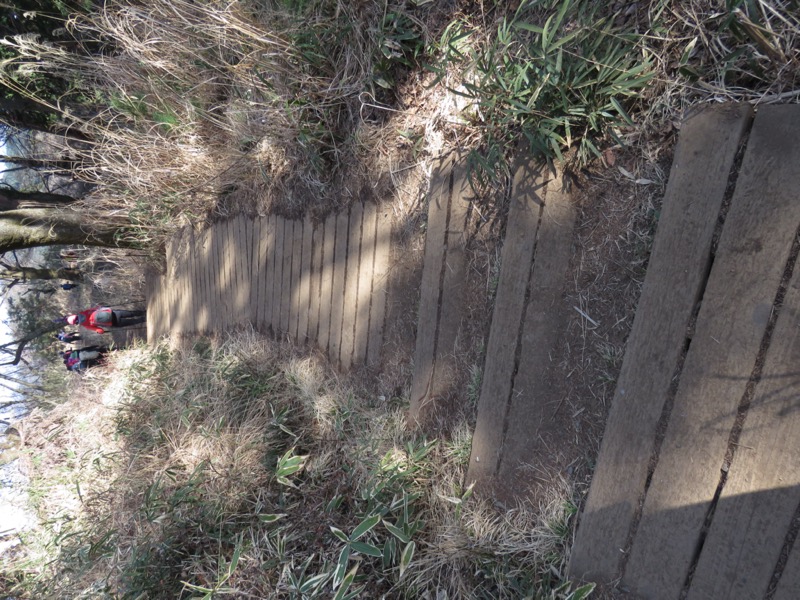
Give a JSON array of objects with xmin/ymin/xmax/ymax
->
[{"xmin": 65, "ymin": 307, "xmax": 145, "ymax": 333}]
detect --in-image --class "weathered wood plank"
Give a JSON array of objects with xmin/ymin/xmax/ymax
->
[
  {"xmin": 466, "ymin": 157, "xmax": 543, "ymax": 485},
  {"xmin": 250, "ymin": 217, "xmax": 263, "ymax": 329},
  {"xmin": 235, "ymin": 216, "xmax": 252, "ymax": 325},
  {"xmin": 774, "ymin": 539, "xmax": 800, "ymax": 600},
  {"xmin": 281, "ymin": 219, "xmax": 294, "ymax": 335},
  {"xmin": 195, "ymin": 228, "xmax": 211, "ymax": 334},
  {"xmin": 289, "ymin": 219, "xmax": 303, "ymax": 339},
  {"xmin": 624, "ymin": 105, "xmax": 800, "ymax": 599},
  {"xmin": 222, "ymin": 219, "xmax": 238, "ymax": 330},
  {"xmin": 569, "ymin": 103, "xmax": 753, "ymax": 583},
  {"xmin": 271, "ymin": 217, "xmax": 285, "ymax": 334},
  {"xmin": 497, "ymin": 170, "xmax": 577, "ymax": 487},
  {"xmin": 317, "ymin": 215, "xmax": 336, "ymax": 352},
  {"xmin": 329, "ymin": 212, "xmax": 350, "ymax": 368},
  {"xmin": 355, "ymin": 203, "xmax": 377, "ymax": 366},
  {"xmin": 298, "ymin": 215, "xmax": 313, "ymax": 341},
  {"xmin": 212, "ymin": 223, "xmax": 226, "ymax": 333},
  {"xmin": 367, "ymin": 204, "xmax": 391, "ymax": 367},
  {"xmin": 166, "ymin": 236, "xmax": 179, "ymax": 334},
  {"xmin": 687, "ymin": 255, "xmax": 800, "ymax": 599},
  {"xmin": 427, "ymin": 157, "xmax": 471, "ymax": 410},
  {"xmin": 261, "ymin": 216, "xmax": 276, "ymax": 332},
  {"xmin": 340, "ymin": 203, "xmax": 363, "ymax": 371},
  {"xmin": 308, "ymin": 220, "xmax": 324, "ymax": 343},
  {"xmin": 408, "ymin": 155, "xmax": 454, "ymax": 420}
]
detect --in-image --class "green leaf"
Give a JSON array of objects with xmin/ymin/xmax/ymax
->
[
  {"xmin": 383, "ymin": 536, "xmax": 396, "ymax": 568},
  {"xmin": 330, "ymin": 526, "xmax": 349, "ymax": 543},
  {"xmin": 383, "ymin": 520, "xmax": 411, "ymax": 543},
  {"xmin": 350, "ymin": 514, "xmax": 381, "ymax": 541},
  {"xmin": 399, "ymin": 541, "xmax": 415, "ymax": 579},
  {"xmin": 609, "ymin": 97, "xmax": 634, "ymax": 126},
  {"xmin": 351, "ymin": 541, "xmax": 383, "ymax": 557},
  {"xmin": 567, "ymin": 582, "xmax": 597, "ymax": 600},
  {"xmin": 258, "ymin": 513, "xmax": 286, "ymax": 524},
  {"xmin": 299, "ymin": 572, "xmax": 330, "ymax": 594},
  {"xmin": 333, "ymin": 545, "xmax": 350, "ymax": 588},
  {"xmin": 332, "ymin": 565, "xmax": 359, "ymax": 600}
]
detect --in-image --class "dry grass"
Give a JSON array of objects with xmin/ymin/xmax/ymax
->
[{"xmin": 2, "ymin": 332, "xmax": 580, "ymax": 599}]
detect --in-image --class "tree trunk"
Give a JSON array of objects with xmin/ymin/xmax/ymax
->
[
  {"xmin": 0, "ymin": 266, "xmax": 84, "ymax": 282},
  {"xmin": 0, "ymin": 188, "xmax": 78, "ymax": 211},
  {"xmin": 0, "ymin": 208, "xmax": 136, "ymax": 252}
]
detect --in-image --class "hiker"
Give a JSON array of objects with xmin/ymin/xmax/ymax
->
[
  {"xmin": 56, "ymin": 331, "xmax": 82, "ymax": 343},
  {"xmin": 64, "ymin": 307, "xmax": 146, "ymax": 334},
  {"xmin": 62, "ymin": 345, "xmax": 107, "ymax": 364}
]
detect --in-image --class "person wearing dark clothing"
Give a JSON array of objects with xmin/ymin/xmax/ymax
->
[
  {"xmin": 60, "ymin": 283, "xmax": 79, "ymax": 291},
  {"xmin": 56, "ymin": 331, "xmax": 82, "ymax": 343},
  {"xmin": 65, "ymin": 307, "xmax": 146, "ymax": 333}
]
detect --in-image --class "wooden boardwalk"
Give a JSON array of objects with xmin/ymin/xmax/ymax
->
[
  {"xmin": 146, "ymin": 105, "xmax": 800, "ymax": 598},
  {"xmin": 146, "ymin": 206, "xmax": 391, "ymax": 370},
  {"xmin": 569, "ymin": 104, "xmax": 800, "ymax": 598}
]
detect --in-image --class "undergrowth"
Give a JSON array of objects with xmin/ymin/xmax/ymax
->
[{"xmin": 1, "ymin": 333, "xmax": 591, "ymax": 599}]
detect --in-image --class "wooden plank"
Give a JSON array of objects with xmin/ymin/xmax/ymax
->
[
  {"xmin": 298, "ymin": 214, "xmax": 313, "ymax": 341},
  {"xmin": 354, "ymin": 203, "xmax": 377, "ymax": 366},
  {"xmin": 308, "ymin": 220, "xmax": 324, "ymax": 343},
  {"xmin": 497, "ymin": 170, "xmax": 577, "ymax": 485},
  {"xmin": 317, "ymin": 215, "xmax": 336, "ymax": 352},
  {"xmin": 466, "ymin": 157, "xmax": 543, "ymax": 485},
  {"xmin": 340, "ymin": 203, "xmax": 363, "ymax": 371},
  {"xmin": 569, "ymin": 103, "xmax": 753, "ymax": 583},
  {"xmin": 426, "ymin": 157, "xmax": 471, "ymax": 410},
  {"xmin": 145, "ymin": 270, "xmax": 159, "ymax": 343},
  {"xmin": 367, "ymin": 205, "xmax": 391, "ymax": 367},
  {"xmin": 236, "ymin": 216, "xmax": 253, "ymax": 326},
  {"xmin": 280, "ymin": 219, "xmax": 294, "ymax": 335},
  {"xmin": 196, "ymin": 228, "xmax": 212, "ymax": 333},
  {"xmin": 328, "ymin": 211, "xmax": 349, "ymax": 368},
  {"xmin": 271, "ymin": 217, "xmax": 285, "ymax": 334},
  {"xmin": 249, "ymin": 217, "xmax": 263, "ymax": 329},
  {"xmin": 289, "ymin": 219, "xmax": 303, "ymax": 339},
  {"xmin": 624, "ymin": 105, "xmax": 800, "ymax": 598},
  {"xmin": 687, "ymin": 259, "xmax": 800, "ymax": 599},
  {"xmin": 166, "ymin": 236, "xmax": 179, "ymax": 334},
  {"xmin": 408, "ymin": 155, "xmax": 454, "ymax": 420},
  {"xmin": 774, "ymin": 540, "xmax": 800, "ymax": 600},
  {"xmin": 259, "ymin": 217, "xmax": 275, "ymax": 332},
  {"xmin": 211, "ymin": 223, "xmax": 225, "ymax": 333}
]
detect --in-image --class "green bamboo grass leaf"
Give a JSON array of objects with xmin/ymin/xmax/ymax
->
[
  {"xmin": 399, "ymin": 541, "xmax": 416, "ymax": 579},
  {"xmin": 383, "ymin": 520, "xmax": 410, "ymax": 543},
  {"xmin": 330, "ymin": 526, "xmax": 349, "ymax": 543},
  {"xmin": 333, "ymin": 545, "xmax": 350, "ymax": 588},
  {"xmin": 258, "ymin": 513, "xmax": 286, "ymax": 524},
  {"xmin": 350, "ymin": 514, "xmax": 381, "ymax": 541},
  {"xmin": 351, "ymin": 541, "xmax": 382, "ymax": 557},
  {"xmin": 332, "ymin": 565, "xmax": 359, "ymax": 600},
  {"xmin": 609, "ymin": 97, "xmax": 634, "ymax": 125}
]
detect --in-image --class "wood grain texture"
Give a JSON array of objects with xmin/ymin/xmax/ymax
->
[
  {"xmin": 271, "ymin": 217, "xmax": 285, "ymax": 334},
  {"xmin": 569, "ymin": 103, "xmax": 753, "ymax": 583},
  {"xmin": 497, "ymin": 170, "xmax": 576, "ymax": 485},
  {"xmin": 687, "ymin": 261, "xmax": 800, "ymax": 600},
  {"xmin": 280, "ymin": 219, "xmax": 294, "ymax": 335},
  {"xmin": 317, "ymin": 215, "xmax": 336, "ymax": 352},
  {"xmin": 367, "ymin": 204, "xmax": 391, "ymax": 367},
  {"xmin": 329, "ymin": 212, "xmax": 350, "ymax": 369},
  {"xmin": 340, "ymin": 203, "xmax": 363, "ymax": 371},
  {"xmin": 298, "ymin": 215, "xmax": 313, "ymax": 341},
  {"xmin": 427, "ymin": 158, "xmax": 470, "ymax": 408},
  {"xmin": 624, "ymin": 104, "xmax": 800, "ymax": 599},
  {"xmin": 773, "ymin": 538, "xmax": 800, "ymax": 600},
  {"xmin": 308, "ymin": 220, "xmax": 324, "ymax": 343},
  {"xmin": 408, "ymin": 154, "xmax": 453, "ymax": 421},
  {"xmin": 466, "ymin": 157, "xmax": 543, "ymax": 485},
  {"xmin": 289, "ymin": 219, "xmax": 303, "ymax": 338},
  {"xmin": 355, "ymin": 203, "xmax": 377, "ymax": 366}
]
